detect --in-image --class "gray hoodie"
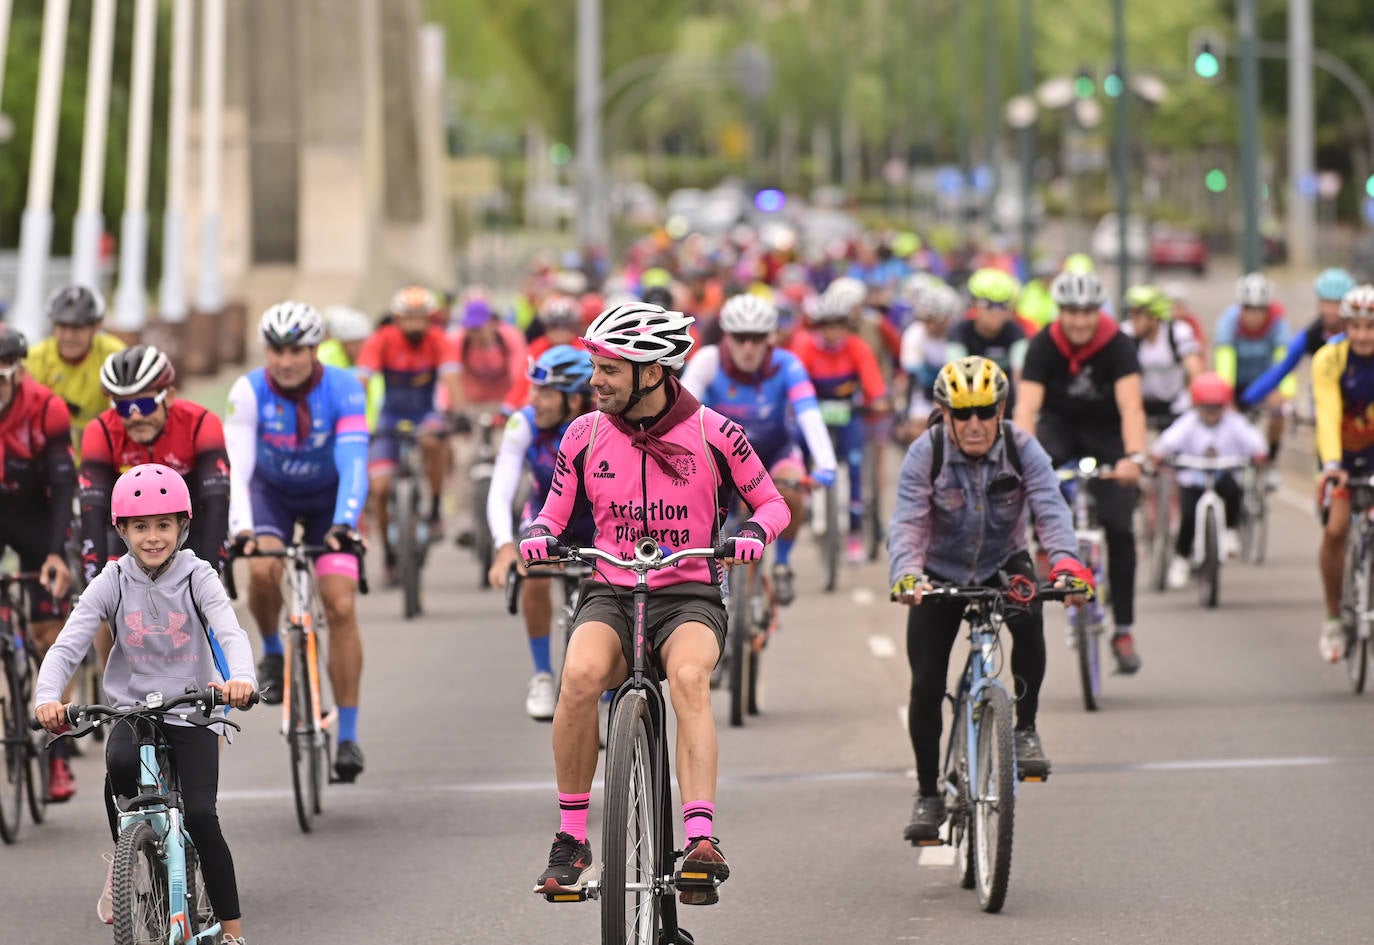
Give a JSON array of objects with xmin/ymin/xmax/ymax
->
[{"xmin": 36, "ymin": 550, "xmax": 256, "ymax": 728}]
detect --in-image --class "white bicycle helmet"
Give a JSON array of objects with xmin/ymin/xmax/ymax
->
[
  {"xmin": 1340, "ymin": 284, "xmax": 1374, "ymax": 320},
  {"xmin": 924, "ymin": 284, "xmax": 963, "ymax": 322},
  {"xmin": 260, "ymin": 300, "xmax": 326, "ymax": 347},
  {"xmin": 899, "ymin": 273, "xmax": 942, "ymax": 309},
  {"xmin": 324, "ymin": 306, "xmax": 373, "ymax": 343},
  {"xmin": 100, "ymin": 345, "xmax": 175, "ymax": 397},
  {"xmin": 719, "ymin": 293, "xmax": 778, "ymax": 334},
  {"xmin": 813, "ymin": 276, "xmax": 867, "ymax": 322},
  {"xmin": 582, "ymin": 301, "xmax": 696, "ymax": 369},
  {"xmin": 1236, "ymin": 272, "xmax": 1273, "ymax": 308},
  {"xmin": 1050, "ymin": 271, "xmax": 1106, "ymax": 309},
  {"xmin": 538, "ymin": 294, "xmax": 581, "ymax": 328}
]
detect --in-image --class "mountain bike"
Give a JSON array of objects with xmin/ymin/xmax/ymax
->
[
  {"xmin": 1339, "ymin": 472, "xmax": 1374, "ymax": 694},
  {"xmin": 533, "ymin": 536, "xmax": 736, "ymax": 945},
  {"xmin": 0, "ymin": 571, "xmax": 55, "ymax": 842},
  {"xmin": 1167, "ymin": 454, "xmax": 1250, "ymax": 609},
  {"xmin": 34, "ymin": 686, "xmax": 259, "ymax": 944},
  {"xmin": 227, "ymin": 544, "xmax": 366, "ymax": 832},
  {"xmin": 916, "ymin": 578, "xmax": 1082, "ymax": 913},
  {"xmin": 388, "ymin": 419, "xmax": 435, "ymax": 619},
  {"xmin": 1057, "ymin": 458, "xmax": 1110, "ymax": 712}
]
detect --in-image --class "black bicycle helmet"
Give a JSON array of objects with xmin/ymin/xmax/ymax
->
[
  {"xmin": 46, "ymin": 285, "xmax": 105, "ymax": 327},
  {"xmin": 0, "ymin": 326, "xmax": 28, "ymax": 361}
]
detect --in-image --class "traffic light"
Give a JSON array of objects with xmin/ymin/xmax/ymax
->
[
  {"xmin": 1073, "ymin": 67, "xmax": 1095, "ymax": 99},
  {"xmin": 1189, "ymin": 30, "xmax": 1225, "ymax": 82},
  {"xmin": 1205, "ymin": 168, "xmax": 1228, "ymax": 194},
  {"xmin": 1103, "ymin": 73, "xmax": 1123, "ymax": 98},
  {"xmin": 1366, "ymin": 174, "xmax": 1374, "ymax": 200}
]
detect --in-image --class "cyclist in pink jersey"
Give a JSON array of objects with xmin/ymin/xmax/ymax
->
[{"xmin": 522, "ymin": 302, "xmax": 789, "ymax": 904}]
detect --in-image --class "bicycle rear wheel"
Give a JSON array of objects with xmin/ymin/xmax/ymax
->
[
  {"xmin": 113, "ymin": 819, "xmax": 170, "ymax": 945},
  {"xmin": 288, "ymin": 638, "xmax": 317, "ymax": 833},
  {"xmin": 864, "ymin": 438, "xmax": 883, "ymax": 562},
  {"xmin": 1245, "ymin": 480, "xmax": 1269, "ymax": 564},
  {"xmin": 23, "ymin": 648, "xmax": 45, "ymax": 825},
  {"xmin": 602, "ymin": 691, "xmax": 660, "ymax": 945},
  {"xmin": 474, "ymin": 475, "xmax": 495, "ymax": 588},
  {"xmin": 822, "ymin": 482, "xmax": 840, "ymax": 592},
  {"xmin": 393, "ymin": 477, "xmax": 423, "ymax": 619},
  {"xmin": 1198, "ymin": 507, "xmax": 1220, "ymax": 609},
  {"xmin": 972, "ymin": 685, "xmax": 1015, "ymax": 913},
  {"xmin": 726, "ymin": 566, "xmax": 754, "ymax": 728},
  {"xmin": 948, "ymin": 712, "xmax": 975, "ymax": 890},
  {"xmin": 1149, "ymin": 474, "xmax": 1172, "ymax": 592},
  {"xmin": 0, "ymin": 655, "xmax": 24, "ymax": 844}
]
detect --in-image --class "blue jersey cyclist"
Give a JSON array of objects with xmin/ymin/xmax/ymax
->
[
  {"xmin": 1214, "ymin": 272, "xmax": 1293, "ymax": 464},
  {"xmin": 225, "ymin": 301, "xmax": 371, "ymax": 783},
  {"xmin": 486, "ymin": 345, "xmax": 597, "ymax": 721},
  {"xmin": 680, "ymin": 292, "xmax": 838, "ymax": 604}
]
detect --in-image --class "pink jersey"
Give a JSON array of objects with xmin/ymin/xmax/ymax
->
[{"xmin": 532, "ymin": 407, "xmax": 791, "ymax": 589}]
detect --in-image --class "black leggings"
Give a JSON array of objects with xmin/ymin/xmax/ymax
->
[
  {"xmin": 104, "ymin": 722, "xmax": 241, "ymax": 922},
  {"xmin": 906, "ymin": 553, "xmax": 1046, "ymax": 797},
  {"xmin": 1176, "ymin": 478, "xmax": 1242, "ymax": 559}
]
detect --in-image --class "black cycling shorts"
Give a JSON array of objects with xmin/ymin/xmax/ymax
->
[
  {"xmin": 0, "ymin": 501, "xmax": 66, "ymax": 622},
  {"xmin": 572, "ymin": 580, "xmax": 728, "ymax": 679}
]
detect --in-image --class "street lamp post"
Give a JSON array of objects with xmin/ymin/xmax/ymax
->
[
  {"xmin": 1112, "ymin": 0, "xmax": 1130, "ymax": 303},
  {"xmin": 1237, "ymin": 0, "xmax": 1262, "ymax": 272}
]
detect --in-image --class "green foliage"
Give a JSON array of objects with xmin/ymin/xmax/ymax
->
[{"xmin": 0, "ymin": 0, "xmax": 173, "ymax": 278}]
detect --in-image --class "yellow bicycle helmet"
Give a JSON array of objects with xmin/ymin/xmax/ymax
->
[
  {"xmin": 933, "ymin": 356, "xmax": 1009, "ymax": 409},
  {"xmin": 1124, "ymin": 284, "xmax": 1171, "ymax": 320},
  {"xmin": 967, "ymin": 268, "xmax": 1021, "ymax": 305}
]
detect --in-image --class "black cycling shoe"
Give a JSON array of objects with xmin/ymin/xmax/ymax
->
[
  {"xmin": 257, "ymin": 653, "xmax": 284, "ymax": 705},
  {"xmin": 903, "ymin": 793, "xmax": 946, "ymax": 845},
  {"xmin": 678, "ymin": 836, "xmax": 730, "ymax": 905},
  {"xmin": 333, "ymin": 740, "xmax": 365, "ymax": 783},
  {"xmin": 534, "ymin": 832, "xmax": 596, "ymax": 895},
  {"xmin": 1015, "ymin": 727, "xmax": 1051, "ymax": 781},
  {"xmin": 771, "ymin": 563, "xmax": 796, "ymax": 607}
]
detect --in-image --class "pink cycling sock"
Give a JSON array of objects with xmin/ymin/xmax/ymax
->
[
  {"xmin": 683, "ymin": 800, "xmax": 715, "ymax": 841},
  {"xmin": 558, "ymin": 792, "xmax": 592, "ymax": 842}
]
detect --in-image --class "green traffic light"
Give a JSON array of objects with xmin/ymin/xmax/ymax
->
[
  {"xmin": 1104, "ymin": 74, "xmax": 1123, "ymax": 98},
  {"xmin": 1366, "ymin": 175, "xmax": 1374, "ymax": 200},
  {"xmin": 1205, "ymin": 169, "xmax": 1228, "ymax": 193},
  {"xmin": 1073, "ymin": 76, "xmax": 1095, "ymax": 99},
  {"xmin": 1194, "ymin": 51, "xmax": 1220, "ymax": 79}
]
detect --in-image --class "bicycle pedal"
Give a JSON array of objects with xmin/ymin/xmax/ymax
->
[
  {"xmin": 542, "ymin": 882, "xmax": 598, "ymax": 903},
  {"xmin": 912, "ymin": 837, "xmax": 945, "ymax": 847},
  {"xmin": 1018, "ymin": 771, "xmax": 1050, "ymax": 783}
]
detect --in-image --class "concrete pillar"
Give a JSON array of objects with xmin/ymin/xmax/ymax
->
[
  {"xmin": 111, "ymin": 0, "xmax": 159, "ymax": 340},
  {"xmin": 71, "ymin": 0, "xmax": 116, "ymax": 292},
  {"xmin": 190, "ymin": 0, "xmax": 227, "ymax": 374}
]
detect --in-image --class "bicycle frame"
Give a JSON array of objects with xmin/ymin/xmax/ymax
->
[
  {"xmin": 1057, "ymin": 460, "xmax": 1108, "ymax": 606},
  {"xmin": 278, "ymin": 550, "xmax": 331, "ymax": 741},
  {"xmin": 1171, "ymin": 455, "xmax": 1248, "ymax": 567},
  {"xmin": 937, "ymin": 594, "xmax": 1011, "ymax": 812}
]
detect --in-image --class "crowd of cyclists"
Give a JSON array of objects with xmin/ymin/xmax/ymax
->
[{"xmin": 8, "ymin": 216, "xmax": 1374, "ymax": 939}]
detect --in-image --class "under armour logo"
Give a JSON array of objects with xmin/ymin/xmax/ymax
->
[{"xmin": 124, "ymin": 611, "xmax": 191, "ymax": 649}]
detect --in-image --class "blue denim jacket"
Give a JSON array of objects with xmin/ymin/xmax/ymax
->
[{"xmin": 887, "ymin": 423, "xmax": 1078, "ymax": 585}]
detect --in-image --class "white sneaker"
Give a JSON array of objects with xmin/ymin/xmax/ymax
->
[
  {"xmin": 1319, "ymin": 618, "xmax": 1345, "ymax": 664},
  {"xmin": 525, "ymin": 672, "xmax": 556, "ymax": 720},
  {"xmin": 97, "ymin": 851, "xmax": 114, "ymax": 924},
  {"xmin": 1224, "ymin": 529, "xmax": 1241, "ymax": 559},
  {"xmin": 1167, "ymin": 556, "xmax": 1191, "ymax": 590}
]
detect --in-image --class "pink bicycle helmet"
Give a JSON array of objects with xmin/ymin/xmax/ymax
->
[{"xmin": 111, "ymin": 463, "xmax": 193, "ymax": 525}]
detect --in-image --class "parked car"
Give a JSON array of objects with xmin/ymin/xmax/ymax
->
[
  {"xmin": 1091, "ymin": 213, "xmax": 1150, "ymax": 266},
  {"xmin": 1149, "ymin": 225, "xmax": 1208, "ymax": 274}
]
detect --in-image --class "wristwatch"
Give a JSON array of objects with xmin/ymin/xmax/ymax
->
[{"xmin": 1125, "ymin": 452, "xmax": 1147, "ymax": 466}]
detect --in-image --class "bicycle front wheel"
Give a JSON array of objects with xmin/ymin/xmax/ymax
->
[
  {"xmin": 726, "ymin": 566, "xmax": 753, "ymax": 728},
  {"xmin": 864, "ymin": 438, "xmax": 884, "ymax": 562},
  {"xmin": 602, "ymin": 691, "xmax": 660, "ymax": 945},
  {"xmin": 972, "ymin": 685, "xmax": 1016, "ymax": 913},
  {"xmin": 0, "ymin": 656, "xmax": 26, "ymax": 843},
  {"xmin": 948, "ymin": 714, "xmax": 975, "ymax": 890},
  {"xmin": 1247, "ymin": 482, "xmax": 1269, "ymax": 565},
  {"xmin": 184, "ymin": 845, "xmax": 217, "ymax": 935},
  {"xmin": 113, "ymin": 819, "xmax": 170, "ymax": 945},
  {"xmin": 473, "ymin": 475, "xmax": 495, "ymax": 588},
  {"xmin": 1199, "ymin": 506, "xmax": 1220, "ymax": 609},
  {"xmin": 288, "ymin": 639, "xmax": 317, "ymax": 833},
  {"xmin": 1072, "ymin": 601, "xmax": 1099, "ymax": 712},
  {"xmin": 822, "ymin": 482, "xmax": 840, "ymax": 592},
  {"xmin": 1149, "ymin": 474, "xmax": 1172, "ymax": 592},
  {"xmin": 1349, "ymin": 549, "xmax": 1371, "ymax": 695},
  {"xmin": 395, "ymin": 477, "xmax": 423, "ymax": 619}
]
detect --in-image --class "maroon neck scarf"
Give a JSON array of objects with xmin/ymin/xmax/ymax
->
[
  {"xmin": 266, "ymin": 362, "xmax": 325, "ymax": 449},
  {"xmin": 720, "ymin": 341, "xmax": 780, "ymax": 386},
  {"xmin": 607, "ymin": 376, "xmax": 701, "ymax": 481}
]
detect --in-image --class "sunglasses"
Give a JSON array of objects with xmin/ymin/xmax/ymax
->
[
  {"xmin": 979, "ymin": 300, "xmax": 1011, "ymax": 311},
  {"xmin": 112, "ymin": 389, "xmax": 168, "ymax": 419},
  {"xmin": 949, "ymin": 404, "xmax": 1000, "ymax": 421},
  {"xmin": 0, "ymin": 361, "xmax": 21, "ymax": 382},
  {"xmin": 730, "ymin": 333, "xmax": 769, "ymax": 346}
]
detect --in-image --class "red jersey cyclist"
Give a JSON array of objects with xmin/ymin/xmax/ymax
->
[{"xmin": 521, "ymin": 302, "xmax": 791, "ymax": 904}]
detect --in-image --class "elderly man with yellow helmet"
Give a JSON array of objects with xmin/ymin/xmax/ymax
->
[{"xmin": 887, "ymin": 355, "xmax": 1093, "ymax": 844}]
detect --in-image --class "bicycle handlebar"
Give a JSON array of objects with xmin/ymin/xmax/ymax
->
[
  {"xmin": 920, "ymin": 582, "xmax": 1088, "ymax": 604},
  {"xmin": 225, "ymin": 542, "xmax": 369, "ymax": 597},
  {"xmin": 30, "ymin": 685, "xmax": 261, "ymax": 734},
  {"xmin": 1055, "ymin": 457, "xmax": 1113, "ymax": 482},
  {"xmin": 1167, "ymin": 454, "xmax": 1253, "ymax": 472},
  {"xmin": 528, "ymin": 535, "xmax": 736, "ymax": 572}
]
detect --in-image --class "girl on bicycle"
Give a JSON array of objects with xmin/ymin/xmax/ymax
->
[
  {"xmin": 35, "ymin": 463, "xmax": 257, "ymax": 945},
  {"xmin": 1149, "ymin": 373, "xmax": 1267, "ymax": 590}
]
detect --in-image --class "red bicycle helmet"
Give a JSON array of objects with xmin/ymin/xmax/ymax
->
[{"xmin": 1190, "ymin": 372, "xmax": 1232, "ymax": 407}]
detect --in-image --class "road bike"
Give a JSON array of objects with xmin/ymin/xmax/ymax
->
[
  {"xmin": 1166, "ymin": 454, "xmax": 1250, "ymax": 609},
  {"xmin": 812, "ymin": 402, "xmax": 847, "ymax": 592},
  {"xmin": 723, "ymin": 557, "xmax": 775, "ymax": 728},
  {"xmin": 465, "ymin": 411, "xmax": 502, "ymax": 590},
  {"xmin": 0, "ymin": 571, "xmax": 52, "ymax": 841},
  {"xmin": 388, "ymin": 419, "xmax": 436, "ymax": 618},
  {"xmin": 505, "ymin": 559, "xmax": 592, "ymax": 692},
  {"xmin": 1237, "ymin": 460, "xmax": 1270, "ymax": 564},
  {"xmin": 1057, "ymin": 458, "xmax": 1111, "ymax": 712},
  {"xmin": 533, "ymin": 536, "xmax": 736, "ymax": 945},
  {"xmin": 227, "ymin": 544, "xmax": 366, "ymax": 832},
  {"xmin": 1339, "ymin": 471, "xmax": 1374, "ymax": 694},
  {"xmin": 35, "ymin": 686, "xmax": 259, "ymax": 944},
  {"xmin": 1139, "ymin": 463, "xmax": 1175, "ymax": 592},
  {"xmin": 915, "ymin": 578, "xmax": 1082, "ymax": 913}
]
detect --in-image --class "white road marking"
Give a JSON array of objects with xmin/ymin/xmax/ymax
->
[
  {"xmin": 898, "ymin": 705, "xmax": 909, "ymax": 731},
  {"xmin": 1134, "ymin": 755, "xmax": 1336, "ymax": 772},
  {"xmin": 852, "ymin": 587, "xmax": 876, "ymax": 606},
  {"xmin": 868, "ymin": 634, "xmax": 897, "ymax": 659}
]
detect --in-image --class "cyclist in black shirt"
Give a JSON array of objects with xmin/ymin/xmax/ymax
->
[{"xmin": 1013, "ymin": 270, "xmax": 1147, "ymax": 674}]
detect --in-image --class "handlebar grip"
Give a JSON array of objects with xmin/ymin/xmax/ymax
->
[{"xmin": 716, "ymin": 539, "xmax": 737, "ymax": 559}]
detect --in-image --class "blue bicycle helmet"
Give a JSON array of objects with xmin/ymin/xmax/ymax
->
[
  {"xmin": 1315, "ymin": 267, "xmax": 1356, "ymax": 302},
  {"xmin": 528, "ymin": 344, "xmax": 594, "ymax": 394}
]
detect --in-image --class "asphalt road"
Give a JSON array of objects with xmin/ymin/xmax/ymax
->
[{"xmin": 5, "ymin": 261, "xmax": 1374, "ymax": 944}]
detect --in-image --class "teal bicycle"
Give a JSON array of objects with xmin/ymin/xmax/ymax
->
[
  {"xmin": 35, "ymin": 686, "xmax": 259, "ymax": 944},
  {"xmin": 915, "ymin": 577, "xmax": 1084, "ymax": 913}
]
